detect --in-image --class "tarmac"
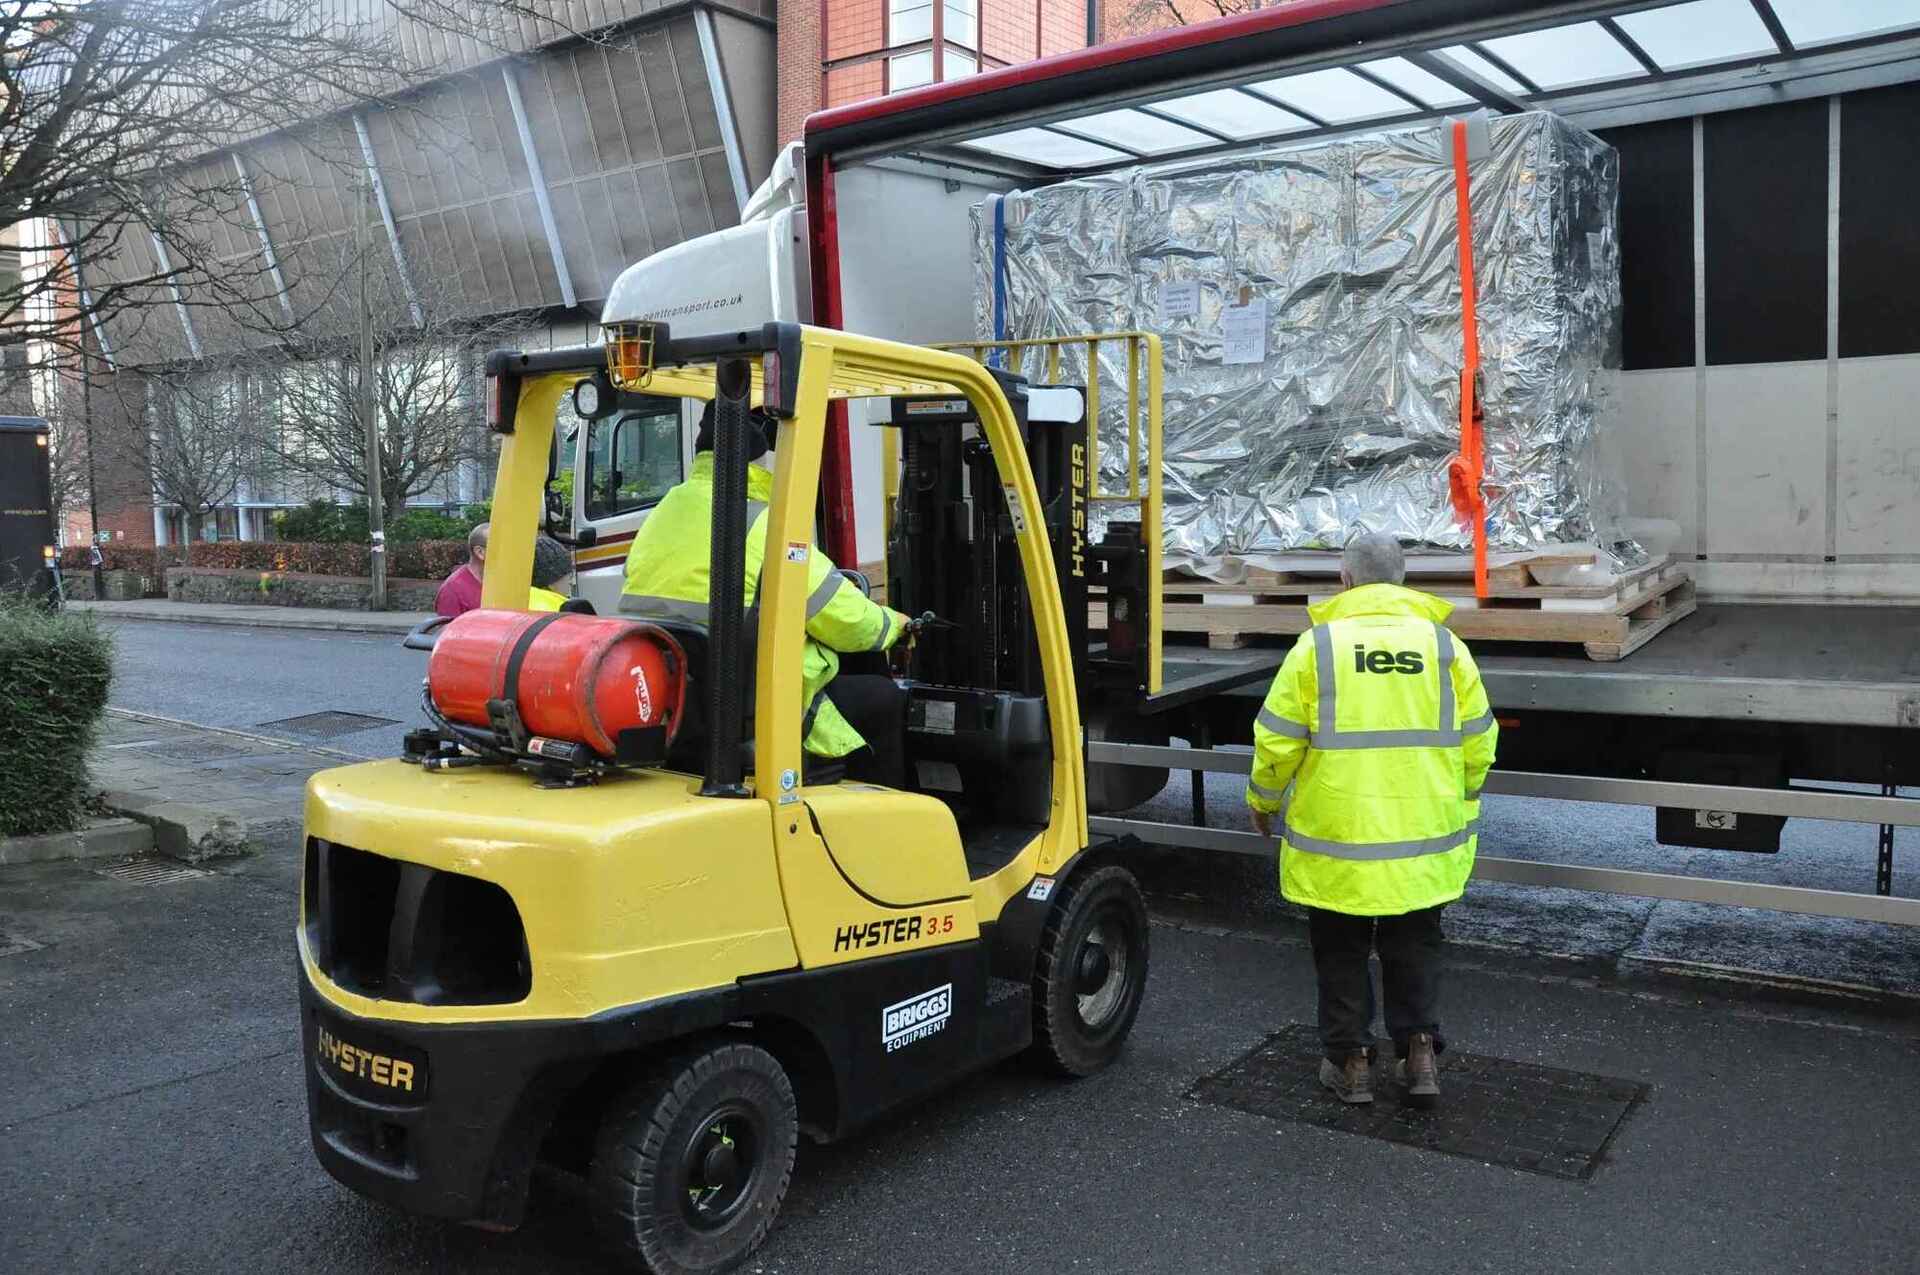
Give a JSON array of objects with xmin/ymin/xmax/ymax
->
[{"xmin": 2, "ymin": 805, "xmax": 1916, "ymax": 1274}]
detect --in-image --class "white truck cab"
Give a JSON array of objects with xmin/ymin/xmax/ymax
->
[{"xmin": 558, "ymin": 145, "xmax": 811, "ymax": 614}]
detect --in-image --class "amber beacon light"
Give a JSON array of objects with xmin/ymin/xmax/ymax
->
[{"xmin": 605, "ymin": 320, "xmax": 658, "ymax": 390}]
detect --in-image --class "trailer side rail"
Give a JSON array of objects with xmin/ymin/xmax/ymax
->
[{"xmin": 1086, "ymin": 741, "xmax": 1920, "ymax": 928}]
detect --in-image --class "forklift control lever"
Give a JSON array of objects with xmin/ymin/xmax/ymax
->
[{"xmin": 907, "ymin": 611, "xmax": 957, "ymax": 634}]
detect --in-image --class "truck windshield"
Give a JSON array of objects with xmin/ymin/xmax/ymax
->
[{"xmin": 585, "ymin": 403, "xmax": 683, "ymax": 521}]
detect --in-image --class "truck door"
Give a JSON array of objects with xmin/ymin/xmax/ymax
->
[{"xmin": 567, "ymin": 396, "xmax": 691, "ymax": 615}]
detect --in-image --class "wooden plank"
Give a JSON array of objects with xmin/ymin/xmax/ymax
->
[
  {"xmin": 1093, "ymin": 567, "xmax": 1697, "ymax": 659},
  {"xmin": 1145, "ymin": 556, "xmax": 1679, "ymax": 606},
  {"xmin": 1094, "ymin": 599, "xmax": 1631, "ymax": 644},
  {"xmin": 1584, "ymin": 581, "xmax": 1698, "ymax": 661}
]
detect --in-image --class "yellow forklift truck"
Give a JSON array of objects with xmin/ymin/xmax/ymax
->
[{"xmin": 297, "ymin": 322, "xmax": 1151, "ymax": 1273}]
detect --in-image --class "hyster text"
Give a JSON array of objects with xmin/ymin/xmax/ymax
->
[
  {"xmin": 316, "ymin": 1026, "xmax": 416, "ymax": 1091},
  {"xmin": 834, "ymin": 915, "xmax": 922, "ymax": 951}
]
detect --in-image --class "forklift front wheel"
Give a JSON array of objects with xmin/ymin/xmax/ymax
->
[
  {"xmin": 591, "ymin": 1039, "xmax": 798, "ymax": 1275},
  {"xmin": 1032, "ymin": 865, "xmax": 1151, "ymax": 1077}
]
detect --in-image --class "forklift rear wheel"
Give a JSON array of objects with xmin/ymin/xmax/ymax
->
[
  {"xmin": 1032, "ymin": 864, "xmax": 1150, "ymax": 1077},
  {"xmin": 591, "ymin": 1039, "xmax": 798, "ymax": 1275}
]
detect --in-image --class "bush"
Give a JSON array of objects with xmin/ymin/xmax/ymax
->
[
  {"xmin": 273, "ymin": 500, "xmax": 487, "ymax": 545},
  {"xmin": 0, "ymin": 601, "xmax": 114, "ymax": 837},
  {"xmin": 273, "ymin": 500, "xmax": 368, "ymax": 543},
  {"xmin": 387, "ymin": 508, "xmax": 471, "ymax": 542},
  {"xmin": 57, "ymin": 538, "xmax": 470, "ymax": 585},
  {"xmin": 176, "ymin": 540, "xmax": 466, "ymax": 580}
]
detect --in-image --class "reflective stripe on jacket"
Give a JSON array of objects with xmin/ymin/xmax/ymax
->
[
  {"xmin": 1244, "ymin": 583, "xmax": 1498, "ymax": 916},
  {"xmin": 617, "ymin": 452, "xmax": 909, "ymax": 758}
]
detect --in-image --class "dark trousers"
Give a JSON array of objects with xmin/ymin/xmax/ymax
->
[
  {"xmin": 1307, "ymin": 905, "xmax": 1446, "ymax": 1063},
  {"xmin": 822, "ymin": 674, "xmax": 906, "ymax": 789}
]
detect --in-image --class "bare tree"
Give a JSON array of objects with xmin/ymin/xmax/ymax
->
[
  {"xmin": 33, "ymin": 371, "xmax": 96, "ymax": 535},
  {"xmin": 96, "ymin": 369, "xmax": 255, "ymax": 563},
  {"xmin": 0, "ymin": 3, "xmax": 438, "ymax": 365},
  {"xmin": 1116, "ymin": 0, "xmax": 1277, "ymax": 36},
  {"xmin": 246, "ymin": 244, "xmax": 522, "ymax": 511}
]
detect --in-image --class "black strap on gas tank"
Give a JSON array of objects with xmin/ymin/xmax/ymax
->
[{"xmin": 502, "ymin": 612, "xmax": 568, "ymax": 702}]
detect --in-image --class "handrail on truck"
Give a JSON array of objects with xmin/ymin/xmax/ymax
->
[
  {"xmin": 921, "ymin": 331, "xmax": 1166, "ymax": 694},
  {"xmin": 1085, "ymin": 740, "xmax": 1920, "ymax": 930}
]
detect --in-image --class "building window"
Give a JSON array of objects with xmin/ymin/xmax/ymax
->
[
  {"xmin": 888, "ymin": 48, "xmax": 934, "ymax": 92},
  {"xmin": 945, "ymin": 0, "xmax": 977, "ymax": 50},
  {"xmin": 882, "ymin": 0, "xmax": 984, "ymax": 94},
  {"xmin": 889, "ymin": 0, "xmax": 933, "ymax": 44}
]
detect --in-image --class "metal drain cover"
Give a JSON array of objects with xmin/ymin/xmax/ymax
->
[
  {"xmin": 93, "ymin": 856, "xmax": 214, "ymax": 885},
  {"xmin": 1188, "ymin": 1024, "xmax": 1646, "ymax": 1181},
  {"xmin": 256, "ymin": 710, "xmax": 401, "ymax": 739},
  {"xmin": 0, "ymin": 931, "xmax": 44, "ymax": 958}
]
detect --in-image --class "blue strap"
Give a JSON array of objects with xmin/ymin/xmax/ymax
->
[{"xmin": 991, "ymin": 194, "xmax": 1008, "ymax": 369}]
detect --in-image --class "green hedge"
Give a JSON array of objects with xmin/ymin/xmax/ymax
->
[
  {"xmin": 59, "ymin": 540, "xmax": 469, "ymax": 582},
  {"xmin": 0, "ymin": 602, "xmax": 114, "ymax": 837},
  {"xmin": 272, "ymin": 499, "xmax": 491, "ymax": 544}
]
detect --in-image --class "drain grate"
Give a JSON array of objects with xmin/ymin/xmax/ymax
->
[
  {"xmin": 1188, "ymin": 1024, "xmax": 1646, "ymax": 1181},
  {"xmin": 0, "ymin": 931, "xmax": 44, "ymax": 958},
  {"xmin": 255, "ymin": 710, "xmax": 401, "ymax": 740},
  {"xmin": 93, "ymin": 856, "xmax": 214, "ymax": 885}
]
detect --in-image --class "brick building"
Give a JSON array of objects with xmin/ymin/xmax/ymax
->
[{"xmin": 778, "ymin": 0, "xmax": 1095, "ymax": 144}]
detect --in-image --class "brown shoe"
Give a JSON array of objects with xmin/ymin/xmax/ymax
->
[
  {"xmin": 1318, "ymin": 1050, "xmax": 1373, "ymax": 1105},
  {"xmin": 1396, "ymin": 1032, "xmax": 1440, "ymax": 1109}
]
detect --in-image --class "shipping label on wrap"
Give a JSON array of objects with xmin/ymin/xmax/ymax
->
[
  {"xmin": 1220, "ymin": 299, "xmax": 1268, "ymax": 365},
  {"xmin": 1159, "ymin": 279, "xmax": 1200, "ymax": 321}
]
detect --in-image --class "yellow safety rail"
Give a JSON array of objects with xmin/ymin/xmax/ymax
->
[{"xmin": 919, "ymin": 332, "xmax": 1164, "ymax": 695}]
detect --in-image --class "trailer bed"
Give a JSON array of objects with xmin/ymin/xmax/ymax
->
[
  {"xmin": 1135, "ymin": 604, "xmax": 1920, "ymax": 731},
  {"xmin": 1476, "ymin": 604, "xmax": 1920, "ymax": 730}
]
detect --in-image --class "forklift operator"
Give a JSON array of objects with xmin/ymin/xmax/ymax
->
[{"xmin": 619, "ymin": 401, "xmax": 913, "ymax": 786}]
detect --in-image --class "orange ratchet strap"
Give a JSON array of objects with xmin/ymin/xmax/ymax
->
[{"xmin": 1446, "ymin": 117, "xmax": 1489, "ymax": 599}]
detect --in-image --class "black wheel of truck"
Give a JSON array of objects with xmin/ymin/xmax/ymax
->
[
  {"xmin": 591, "ymin": 1039, "xmax": 797, "ymax": 1275},
  {"xmin": 1032, "ymin": 864, "xmax": 1151, "ymax": 1077}
]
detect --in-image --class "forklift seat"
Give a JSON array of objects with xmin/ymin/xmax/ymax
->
[{"xmin": 638, "ymin": 614, "xmax": 849, "ymax": 785}]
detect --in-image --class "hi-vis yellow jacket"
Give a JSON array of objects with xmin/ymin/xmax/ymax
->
[
  {"xmin": 619, "ymin": 452, "xmax": 910, "ymax": 759},
  {"xmin": 1245, "ymin": 583, "xmax": 1497, "ymax": 915}
]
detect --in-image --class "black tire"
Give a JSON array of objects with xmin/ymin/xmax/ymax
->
[
  {"xmin": 590, "ymin": 1039, "xmax": 798, "ymax": 1275},
  {"xmin": 1032, "ymin": 863, "xmax": 1150, "ymax": 1077}
]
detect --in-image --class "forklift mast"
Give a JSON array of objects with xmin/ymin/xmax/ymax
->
[{"xmin": 883, "ymin": 372, "xmax": 1088, "ymax": 700}]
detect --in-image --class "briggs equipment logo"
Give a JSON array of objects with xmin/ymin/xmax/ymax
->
[{"xmin": 882, "ymin": 983, "xmax": 952, "ymax": 1053}]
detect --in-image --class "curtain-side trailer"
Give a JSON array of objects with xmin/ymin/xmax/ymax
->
[{"xmin": 571, "ymin": 0, "xmax": 1920, "ymax": 930}]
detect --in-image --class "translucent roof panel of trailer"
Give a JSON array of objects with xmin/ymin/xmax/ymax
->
[{"xmin": 807, "ymin": 0, "xmax": 1920, "ymax": 178}]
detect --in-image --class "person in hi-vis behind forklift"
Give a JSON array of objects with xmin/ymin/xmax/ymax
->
[
  {"xmin": 1246, "ymin": 531, "xmax": 1498, "ymax": 1111},
  {"xmin": 619, "ymin": 401, "xmax": 914, "ymax": 786}
]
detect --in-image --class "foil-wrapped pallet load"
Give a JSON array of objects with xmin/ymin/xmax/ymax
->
[{"xmin": 972, "ymin": 111, "xmax": 1628, "ymax": 574}]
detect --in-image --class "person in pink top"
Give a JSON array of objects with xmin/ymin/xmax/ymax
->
[{"xmin": 434, "ymin": 522, "xmax": 488, "ymax": 617}]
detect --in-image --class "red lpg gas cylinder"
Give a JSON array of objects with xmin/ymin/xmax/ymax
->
[{"xmin": 427, "ymin": 609, "xmax": 686, "ymax": 758}]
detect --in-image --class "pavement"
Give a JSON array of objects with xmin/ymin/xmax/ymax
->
[
  {"xmin": 92, "ymin": 710, "xmax": 357, "ymax": 859},
  {"xmin": 69, "ymin": 598, "xmax": 432, "ymax": 634}
]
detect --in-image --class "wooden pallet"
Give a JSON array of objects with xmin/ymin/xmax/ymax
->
[
  {"xmin": 1091, "ymin": 558, "xmax": 1696, "ymax": 660},
  {"xmin": 1157, "ymin": 548, "xmax": 1645, "ymax": 600}
]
